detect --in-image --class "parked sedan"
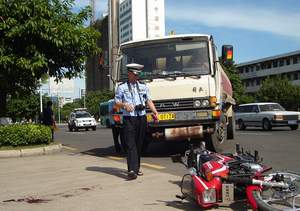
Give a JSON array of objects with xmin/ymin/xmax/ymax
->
[
  {"xmin": 68, "ymin": 110, "xmax": 97, "ymax": 131},
  {"xmin": 235, "ymin": 102, "xmax": 300, "ymax": 131}
]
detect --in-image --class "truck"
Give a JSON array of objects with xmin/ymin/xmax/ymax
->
[{"xmin": 111, "ymin": 34, "xmax": 235, "ymax": 152}]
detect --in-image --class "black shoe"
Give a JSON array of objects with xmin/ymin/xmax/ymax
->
[
  {"xmin": 128, "ymin": 171, "xmax": 137, "ymax": 180},
  {"xmin": 115, "ymin": 147, "xmax": 121, "ymax": 153}
]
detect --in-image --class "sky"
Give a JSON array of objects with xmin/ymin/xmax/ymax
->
[{"xmin": 60, "ymin": 0, "xmax": 300, "ymax": 98}]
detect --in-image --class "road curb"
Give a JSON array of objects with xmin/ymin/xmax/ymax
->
[{"xmin": 0, "ymin": 143, "xmax": 62, "ymax": 158}]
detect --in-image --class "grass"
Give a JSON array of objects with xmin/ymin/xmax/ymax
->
[{"xmin": 0, "ymin": 141, "xmax": 60, "ymax": 151}]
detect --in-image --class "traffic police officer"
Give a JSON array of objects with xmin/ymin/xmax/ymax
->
[{"xmin": 115, "ymin": 63, "xmax": 158, "ymax": 180}]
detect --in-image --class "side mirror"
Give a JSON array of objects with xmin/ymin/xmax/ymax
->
[{"xmin": 171, "ymin": 154, "xmax": 183, "ymax": 163}]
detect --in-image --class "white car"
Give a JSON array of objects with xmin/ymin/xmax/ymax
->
[
  {"xmin": 235, "ymin": 102, "xmax": 300, "ymax": 131},
  {"xmin": 68, "ymin": 110, "xmax": 97, "ymax": 131}
]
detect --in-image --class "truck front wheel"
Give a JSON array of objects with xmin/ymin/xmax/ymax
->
[{"xmin": 204, "ymin": 117, "xmax": 227, "ymax": 152}]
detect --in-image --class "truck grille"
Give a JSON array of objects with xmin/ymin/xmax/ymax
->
[{"xmin": 147, "ymin": 98, "xmax": 209, "ymax": 112}]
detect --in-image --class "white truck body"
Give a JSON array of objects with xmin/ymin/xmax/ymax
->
[{"xmin": 113, "ymin": 34, "xmax": 235, "ymax": 152}]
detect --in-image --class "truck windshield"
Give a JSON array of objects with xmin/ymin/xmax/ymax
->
[{"xmin": 119, "ymin": 40, "xmax": 210, "ymax": 80}]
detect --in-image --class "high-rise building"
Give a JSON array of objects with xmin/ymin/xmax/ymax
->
[
  {"xmin": 85, "ymin": 16, "xmax": 110, "ymax": 92},
  {"xmin": 119, "ymin": 0, "xmax": 165, "ymax": 44}
]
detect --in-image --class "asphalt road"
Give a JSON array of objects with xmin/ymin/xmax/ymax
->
[{"xmin": 56, "ymin": 125, "xmax": 300, "ymax": 176}]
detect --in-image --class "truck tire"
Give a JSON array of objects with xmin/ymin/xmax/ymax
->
[
  {"xmin": 204, "ymin": 116, "xmax": 227, "ymax": 152},
  {"xmin": 227, "ymin": 116, "xmax": 235, "ymax": 140}
]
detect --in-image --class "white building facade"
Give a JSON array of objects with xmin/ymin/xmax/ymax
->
[
  {"xmin": 237, "ymin": 50, "xmax": 300, "ymax": 93},
  {"xmin": 119, "ymin": 0, "xmax": 165, "ymax": 44}
]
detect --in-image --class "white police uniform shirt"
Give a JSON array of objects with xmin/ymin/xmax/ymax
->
[{"xmin": 115, "ymin": 81, "xmax": 151, "ymax": 116}]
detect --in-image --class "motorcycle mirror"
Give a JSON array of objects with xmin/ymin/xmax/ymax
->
[{"xmin": 171, "ymin": 154, "xmax": 183, "ymax": 163}]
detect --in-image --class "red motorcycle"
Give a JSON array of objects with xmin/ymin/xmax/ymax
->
[{"xmin": 171, "ymin": 142, "xmax": 300, "ymax": 211}]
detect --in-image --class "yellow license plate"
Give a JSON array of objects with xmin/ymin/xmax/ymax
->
[
  {"xmin": 196, "ymin": 111, "xmax": 208, "ymax": 118},
  {"xmin": 147, "ymin": 113, "xmax": 176, "ymax": 121}
]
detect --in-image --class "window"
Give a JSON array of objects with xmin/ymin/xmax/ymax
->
[
  {"xmin": 239, "ymin": 68, "xmax": 244, "ymax": 74},
  {"xmin": 293, "ymin": 57, "xmax": 298, "ymax": 64},
  {"xmin": 286, "ymin": 58, "xmax": 290, "ymax": 65},
  {"xmin": 294, "ymin": 73, "xmax": 299, "ymax": 80},
  {"xmin": 155, "ymin": 16, "xmax": 159, "ymax": 21},
  {"xmin": 273, "ymin": 60, "xmax": 278, "ymax": 68},
  {"xmin": 279, "ymin": 59, "xmax": 284, "ymax": 66},
  {"xmin": 120, "ymin": 41, "xmax": 211, "ymax": 79},
  {"xmin": 256, "ymin": 65, "xmax": 260, "ymax": 71},
  {"xmin": 251, "ymin": 105, "xmax": 259, "ymax": 113},
  {"xmin": 245, "ymin": 67, "xmax": 249, "ymax": 73},
  {"xmin": 256, "ymin": 79, "xmax": 260, "ymax": 85},
  {"xmin": 155, "ymin": 26, "xmax": 159, "ymax": 30},
  {"xmin": 267, "ymin": 63, "xmax": 271, "ymax": 69},
  {"xmin": 244, "ymin": 105, "xmax": 252, "ymax": 112}
]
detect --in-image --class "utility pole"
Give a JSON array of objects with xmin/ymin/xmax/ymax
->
[{"xmin": 109, "ymin": 0, "xmax": 120, "ymax": 90}]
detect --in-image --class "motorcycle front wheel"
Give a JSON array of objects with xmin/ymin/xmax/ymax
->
[{"xmin": 252, "ymin": 172, "xmax": 300, "ymax": 211}]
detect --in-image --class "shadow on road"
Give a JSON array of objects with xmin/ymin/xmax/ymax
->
[
  {"xmin": 81, "ymin": 141, "xmax": 189, "ymax": 158},
  {"xmin": 86, "ymin": 166, "xmax": 128, "ymax": 180},
  {"xmin": 81, "ymin": 146, "xmax": 126, "ymax": 157}
]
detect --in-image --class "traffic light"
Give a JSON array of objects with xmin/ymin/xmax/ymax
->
[{"xmin": 222, "ymin": 45, "xmax": 233, "ymax": 65}]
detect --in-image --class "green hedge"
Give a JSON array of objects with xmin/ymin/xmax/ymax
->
[{"xmin": 0, "ymin": 124, "xmax": 52, "ymax": 147}]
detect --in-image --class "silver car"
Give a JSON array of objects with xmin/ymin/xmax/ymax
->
[{"xmin": 235, "ymin": 102, "xmax": 300, "ymax": 131}]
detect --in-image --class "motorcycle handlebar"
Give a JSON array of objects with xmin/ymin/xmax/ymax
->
[{"xmin": 226, "ymin": 176, "xmax": 253, "ymax": 185}]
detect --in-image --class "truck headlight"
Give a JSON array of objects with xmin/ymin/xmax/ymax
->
[
  {"xmin": 193, "ymin": 100, "xmax": 201, "ymax": 108},
  {"xmin": 202, "ymin": 100, "xmax": 209, "ymax": 107},
  {"xmin": 202, "ymin": 189, "xmax": 216, "ymax": 203}
]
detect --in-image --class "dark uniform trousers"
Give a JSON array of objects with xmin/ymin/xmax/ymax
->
[{"xmin": 123, "ymin": 115, "xmax": 147, "ymax": 173}]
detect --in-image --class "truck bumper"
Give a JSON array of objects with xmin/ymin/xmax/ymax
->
[{"xmin": 146, "ymin": 109, "xmax": 219, "ymax": 140}]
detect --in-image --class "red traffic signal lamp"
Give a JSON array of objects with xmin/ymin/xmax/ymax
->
[{"xmin": 222, "ymin": 45, "xmax": 233, "ymax": 65}]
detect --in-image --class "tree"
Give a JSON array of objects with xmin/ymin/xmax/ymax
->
[
  {"xmin": 85, "ymin": 90, "xmax": 114, "ymax": 119},
  {"xmin": 6, "ymin": 93, "xmax": 51, "ymax": 122},
  {"xmin": 7, "ymin": 94, "xmax": 39, "ymax": 121},
  {"xmin": 256, "ymin": 76, "xmax": 300, "ymax": 110},
  {"xmin": 222, "ymin": 62, "xmax": 246, "ymax": 104},
  {"xmin": 0, "ymin": 0, "xmax": 100, "ymax": 116}
]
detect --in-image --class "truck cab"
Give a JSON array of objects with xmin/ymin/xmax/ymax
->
[{"xmin": 113, "ymin": 34, "xmax": 235, "ymax": 152}]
